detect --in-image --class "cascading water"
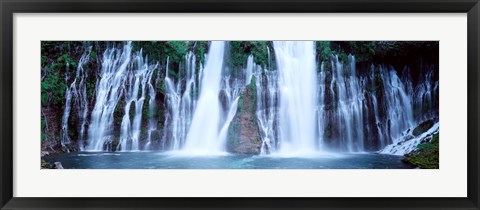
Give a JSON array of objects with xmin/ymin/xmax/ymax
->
[
  {"xmin": 182, "ymin": 41, "xmax": 226, "ymax": 155},
  {"xmin": 117, "ymin": 53, "xmax": 157, "ymax": 151},
  {"xmin": 55, "ymin": 41, "xmax": 437, "ymax": 157},
  {"xmin": 255, "ymin": 46, "xmax": 432, "ymax": 154},
  {"xmin": 327, "ymin": 55, "xmax": 365, "ymax": 152},
  {"xmin": 274, "ymin": 41, "xmax": 319, "ymax": 155},
  {"xmin": 162, "ymin": 53, "xmax": 200, "ymax": 150},
  {"xmin": 60, "ymin": 47, "xmax": 91, "ymax": 151},
  {"xmin": 256, "ymin": 67, "xmax": 279, "ymax": 154},
  {"xmin": 164, "ymin": 45, "xmax": 256, "ymax": 154},
  {"xmin": 144, "ymin": 63, "xmax": 161, "ymax": 150},
  {"xmin": 379, "ymin": 66, "xmax": 414, "ymax": 141},
  {"xmin": 87, "ymin": 42, "xmax": 158, "ymax": 151},
  {"xmin": 60, "ymin": 62, "xmax": 73, "ymax": 151},
  {"xmin": 87, "ymin": 43, "xmax": 133, "ymax": 151}
]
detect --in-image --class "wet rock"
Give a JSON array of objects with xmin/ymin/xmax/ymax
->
[
  {"xmin": 412, "ymin": 119, "xmax": 434, "ymax": 136},
  {"xmin": 227, "ymin": 76, "xmax": 261, "ymax": 154}
]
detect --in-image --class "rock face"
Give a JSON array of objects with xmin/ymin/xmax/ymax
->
[
  {"xmin": 227, "ymin": 76, "xmax": 262, "ymax": 154},
  {"xmin": 380, "ymin": 119, "xmax": 439, "ymax": 155},
  {"xmin": 412, "ymin": 119, "xmax": 434, "ymax": 136}
]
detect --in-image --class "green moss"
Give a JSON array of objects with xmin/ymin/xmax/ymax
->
[
  {"xmin": 403, "ymin": 133, "xmax": 439, "ymax": 169},
  {"xmin": 246, "ymin": 75, "xmax": 257, "ymax": 113},
  {"xmin": 237, "ymin": 94, "xmax": 244, "ymax": 111}
]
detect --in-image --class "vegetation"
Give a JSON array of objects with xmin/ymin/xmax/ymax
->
[
  {"xmin": 228, "ymin": 41, "xmax": 271, "ymax": 69},
  {"xmin": 403, "ymin": 133, "xmax": 439, "ymax": 169}
]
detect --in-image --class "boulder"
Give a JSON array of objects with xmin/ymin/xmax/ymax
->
[
  {"xmin": 412, "ymin": 119, "xmax": 434, "ymax": 137},
  {"xmin": 227, "ymin": 76, "xmax": 262, "ymax": 154}
]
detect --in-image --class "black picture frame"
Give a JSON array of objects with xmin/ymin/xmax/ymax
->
[{"xmin": 1, "ymin": 0, "xmax": 479, "ymax": 209}]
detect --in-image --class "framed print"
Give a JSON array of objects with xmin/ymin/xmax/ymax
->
[{"xmin": 1, "ymin": 0, "xmax": 479, "ymax": 209}]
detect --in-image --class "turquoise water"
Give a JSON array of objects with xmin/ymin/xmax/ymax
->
[{"xmin": 45, "ymin": 152, "xmax": 414, "ymax": 169}]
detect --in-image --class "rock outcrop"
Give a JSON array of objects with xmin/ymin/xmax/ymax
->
[
  {"xmin": 380, "ymin": 119, "xmax": 439, "ymax": 155},
  {"xmin": 227, "ymin": 76, "xmax": 262, "ymax": 154}
]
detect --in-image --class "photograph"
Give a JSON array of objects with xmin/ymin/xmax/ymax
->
[{"xmin": 40, "ymin": 41, "xmax": 439, "ymax": 169}]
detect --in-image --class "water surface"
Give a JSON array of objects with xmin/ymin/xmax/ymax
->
[{"xmin": 46, "ymin": 152, "xmax": 414, "ymax": 169}]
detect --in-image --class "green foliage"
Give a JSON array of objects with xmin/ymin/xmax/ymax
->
[
  {"xmin": 248, "ymin": 41, "xmax": 270, "ymax": 67},
  {"xmin": 228, "ymin": 41, "xmax": 271, "ymax": 69},
  {"xmin": 237, "ymin": 93, "xmax": 244, "ymax": 111},
  {"xmin": 404, "ymin": 133, "xmax": 439, "ymax": 169},
  {"xmin": 89, "ymin": 51, "xmax": 97, "ymax": 61},
  {"xmin": 163, "ymin": 41, "xmax": 188, "ymax": 62},
  {"xmin": 41, "ymin": 41, "xmax": 87, "ymax": 107},
  {"xmin": 156, "ymin": 77, "xmax": 167, "ymax": 94},
  {"xmin": 246, "ymin": 76, "xmax": 257, "ymax": 113},
  {"xmin": 57, "ymin": 54, "xmax": 78, "ymax": 68},
  {"xmin": 345, "ymin": 41, "xmax": 377, "ymax": 63},
  {"xmin": 188, "ymin": 41, "xmax": 208, "ymax": 68},
  {"xmin": 228, "ymin": 41, "xmax": 250, "ymax": 68},
  {"xmin": 338, "ymin": 51, "xmax": 349, "ymax": 64},
  {"xmin": 41, "ymin": 72, "xmax": 67, "ymax": 106},
  {"xmin": 132, "ymin": 41, "xmax": 189, "ymax": 63},
  {"xmin": 316, "ymin": 41, "xmax": 331, "ymax": 62},
  {"xmin": 167, "ymin": 69, "xmax": 179, "ymax": 79}
]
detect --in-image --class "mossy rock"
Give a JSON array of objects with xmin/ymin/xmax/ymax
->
[
  {"xmin": 227, "ymin": 76, "xmax": 261, "ymax": 155},
  {"xmin": 403, "ymin": 133, "xmax": 439, "ymax": 169}
]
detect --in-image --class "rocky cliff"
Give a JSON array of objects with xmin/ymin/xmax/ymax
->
[{"xmin": 227, "ymin": 76, "xmax": 262, "ymax": 154}]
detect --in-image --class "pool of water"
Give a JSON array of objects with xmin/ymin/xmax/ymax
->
[{"xmin": 45, "ymin": 152, "xmax": 414, "ymax": 169}]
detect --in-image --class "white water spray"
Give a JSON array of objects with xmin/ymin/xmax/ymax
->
[
  {"xmin": 274, "ymin": 41, "xmax": 319, "ymax": 155},
  {"xmin": 182, "ymin": 41, "xmax": 226, "ymax": 155}
]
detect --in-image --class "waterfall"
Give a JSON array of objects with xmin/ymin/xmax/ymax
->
[
  {"xmin": 379, "ymin": 66, "xmax": 414, "ymax": 141},
  {"xmin": 87, "ymin": 43, "xmax": 132, "ymax": 151},
  {"xmin": 254, "ymin": 46, "xmax": 425, "ymax": 154},
  {"xmin": 410, "ymin": 67, "xmax": 439, "ymax": 121},
  {"xmin": 144, "ymin": 63, "xmax": 161, "ymax": 150},
  {"xmin": 60, "ymin": 47, "xmax": 91, "ymax": 151},
  {"xmin": 316, "ymin": 62, "xmax": 326, "ymax": 151},
  {"xmin": 256, "ymin": 68, "xmax": 279, "ymax": 154},
  {"xmin": 328, "ymin": 55, "xmax": 365, "ymax": 152},
  {"xmin": 55, "ymin": 41, "xmax": 437, "ymax": 155},
  {"xmin": 60, "ymin": 62, "xmax": 73, "ymax": 151},
  {"xmin": 164, "ymin": 43, "xmax": 254, "ymax": 154},
  {"xmin": 182, "ymin": 41, "xmax": 226, "ymax": 155},
  {"xmin": 163, "ymin": 53, "xmax": 199, "ymax": 150},
  {"xmin": 274, "ymin": 41, "xmax": 319, "ymax": 155},
  {"xmin": 117, "ymin": 53, "xmax": 157, "ymax": 151},
  {"xmin": 87, "ymin": 42, "xmax": 158, "ymax": 151}
]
